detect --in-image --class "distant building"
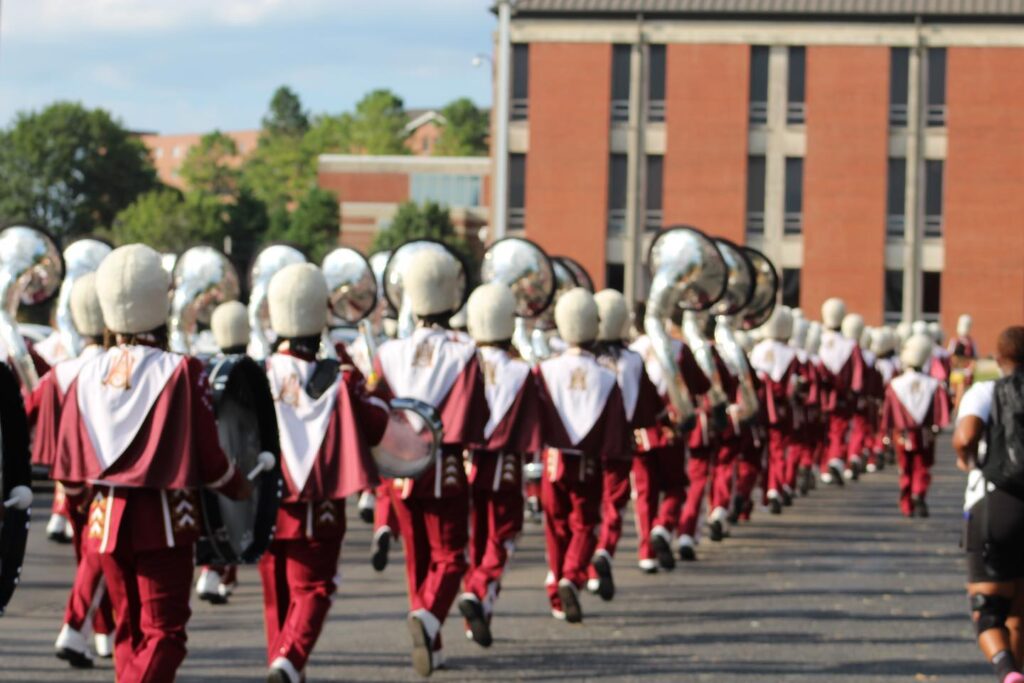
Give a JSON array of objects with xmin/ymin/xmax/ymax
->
[
  {"xmin": 140, "ymin": 130, "xmax": 260, "ymax": 189},
  {"xmin": 318, "ymin": 154, "xmax": 490, "ymax": 254},
  {"xmin": 486, "ymin": 0, "xmax": 1024, "ymax": 353}
]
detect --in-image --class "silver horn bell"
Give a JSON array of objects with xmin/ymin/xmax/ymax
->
[{"xmin": 169, "ymin": 246, "xmax": 240, "ymax": 355}]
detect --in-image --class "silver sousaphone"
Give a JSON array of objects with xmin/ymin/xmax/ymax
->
[
  {"xmin": 55, "ymin": 238, "xmax": 112, "ymax": 358},
  {"xmin": 737, "ymin": 246, "xmax": 780, "ymax": 332},
  {"xmin": 382, "ymin": 239, "xmax": 470, "ymax": 340},
  {"xmin": 247, "ymin": 245, "xmax": 307, "ymax": 360},
  {"xmin": 321, "ymin": 247, "xmax": 379, "ymax": 364},
  {"xmin": 169, "ymin": 246, "xmax": 241, "ymax": 355},
  {"xmin": 0, "ymin": 224, "xmax": 64, "ymax": 390},
  {"xmin": 644, "ymin": 225, "xmax": 728, "ymax": 428},
  {"xmin": 479, "ymin": 237, "xmax": 556, "ymax": 364},
  {"xmin": 531, "ymin": 256, "xmax": 590, "ymax": 361},
  {"xmin": 710, "ymin": 238, "xmax": 760, "ymax": 423}
]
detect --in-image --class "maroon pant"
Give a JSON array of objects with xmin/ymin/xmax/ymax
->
[
  {"xmin": 734, "ymin": 429, "xmax": 763, "ymax": 506},
  {"xmin": 897, "ymin": 445, "xmax": 935, "ymax": 515},
  {"xmin": 679, "ymin": 441, "xmax": 735, "ymax": 537},
  {"xmin": 848, "ymin": 409, "xmax": 871, "ymax": 461},
  {"xmin": 711, "ymin": 440, "xmax": 739, "ymax": 511},
  {"xmin": 374, "ymin": 481, "xmax": 399, "ymax": 533},
  {"xmin": 632, "ymin": 444, "xmax": 687, "ymax": 560},
  {"xmin": 823, "ymin": 409, "xmax": 852, "ymax": 471},
  {"xmin": 541, "ymin": 450, "xmax": 602, "ymax": 608},
  {"xmin": 64, "ymin": 496, "xmax": 114, "ymax": 634},
  {"xmin": 465, "ymin": 453, "xmax": 524, "ymax": 601},
  {"xmin": 258, "ymin": 536, "xmax": 342, "ymax": 670},
  {"xmin": 765, "ymin": 426, "xmax": 790, "ymax": 495},
  {"xmin": 100, "ymin": 545, "xmax": 193, "ymax": 683},
  {"xmin": 596, "ymin": 458, "xmax": 632, "ymax": 557},
  {"xmin": 393, "ymin": 490, "xmax": 469, "ymax": 648}
]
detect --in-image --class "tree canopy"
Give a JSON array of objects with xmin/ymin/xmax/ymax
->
[
  {"xmin": 349, "ymin": 89, "xmax": 409, "ymax": 155},
  {"xmin": 261, "ymin": 86, "xmax": 310, "ymax": 139},
  {"xmin": 0, "ymin": 102, "xmax": 159, "ymax": 240},
  {"xmin": 265, "ymin": 187, "xmax": 339, "ymax": 263},
  {"xmin": 108, "ymin": 188, "xmax": 226, "ymax": 253},
  {"xmin": 371, "ymin": 201, "xmax": 474, "ymax": 273},
  {"xmin": 433, "ymin": 98, "xmax": 489, "ymax": 157},
  {"xmin": 179, "ymin": 130, "xmax": 240, "ymax": 196}
]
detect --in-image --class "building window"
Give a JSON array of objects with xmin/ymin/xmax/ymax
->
[
  {"xmin": 411, "ymin": 173, "xmax": 483, "ymax": 207},
  {"xmin": 610, "ymin": 44, "xmax": 631, "ymax": 123},
  {"xmin": 784, "ymin": 157, "xmax": 803, "ymax": 235},
  {"xmin": 887, "ymin": 158, "xmax": 906, "ymax": 238},
  {"xmin": 508, "ymin": 153, "xmax": 526, "ymax": 231},
  {"xmin": 607, "ymin": 153, "xmax": 628, "ymax": 235},
  {"xmin": 421, "ymin": 137, "xmax": 430, "ymax": 153},
  {"xmin": 172, "ymin": 145, "xmax": 183, "ymax": 159},
  {"xmin": 922, "ymin": 271, "xmax": 941, "ymax": 321},
  {"xmin": 782, "ymin": 268, "xmax": 801, "ymax": 308},
  {"xmin": 924, "ymin": 159, "xmax": 944, "ymax": 237},
  {"xmin": 889, "ymin": 47, "xmax": 910, "ymax": 127},
  {"xmin": 749, "ymin": 45, "xmax": 769, "ymax": 125},
  {"xmin": 927, "ymin": 48, "xmax": 947, "ymax": 127},
  {"xmin": 648, "ymin": 44, "xmax": 666, "ymax": 123},
  {"xmin": 645, "ymin": 154, "xmax": 663, "ymax": 231},
  {"xmin": 746, "ymin": 155, "xmax": 766, "ymax": 236},
  {"xmin": 511, "ymin": 44, "xmax": 529, "ymax": 121},
  {"xmin": 787, "ymin": 46, "xmax": 806, "ymax": 125},
  {"xmin": 606, "ymin": 263, "xmax": 625, "ymax": 293},
  {"xmin": 155, "ymin": 147, "xmax": 164, "ymax": 159},
  {"xmin": 884, "ymin": 269, "xmax": 904, "ymax": 324}
]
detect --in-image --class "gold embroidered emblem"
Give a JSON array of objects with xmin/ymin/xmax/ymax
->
[
  {"xmin": 482, "ymin": 360, "xmax": 497, "ymax": 386},
  {"xmin": 103, "ymin": 349, "xmax": 135, "ymax": 390},
  {"xmin": 277, "ymin": 374, "xmax": 302, "ymax": 407},
  {"xmin": 570, "ymin": 367, "xmax": 588, "ymax": 391},
  {"xmin": 910, "ymin": 379, "xmax": 921, "ymax": 395},
  {"xmin": 413, "ymin": 340, "xmax": 434, "ymax": 368},
  {"xmin": 764, "ymin": 349, "xmax": 774, "ymax": 366},
  {"xmin": 597, "ymin": 355, "xmax": 617, "ymax": 373}
]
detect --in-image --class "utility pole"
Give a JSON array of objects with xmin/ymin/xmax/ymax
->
[{"xmin": 492, "ymin": 0, "xmax": 513, "ymax": 241}]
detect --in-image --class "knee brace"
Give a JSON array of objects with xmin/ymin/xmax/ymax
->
[{"xmin": 971, "ymin": 593, "xmax": 1013, "ymax": 635}]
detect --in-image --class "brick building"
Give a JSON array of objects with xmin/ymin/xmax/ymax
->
[
  {"xmin": 492, "ymin": 0, "xmax": 1024, "ymax": 353},
  {"xmin": 141, "ymin": 130, "xmax": 260, "ymax": 189}
]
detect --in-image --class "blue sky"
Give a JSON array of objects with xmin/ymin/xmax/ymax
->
[{"xmin": 0, "ymin": 0, "xmax": 495, "ymax": 134}]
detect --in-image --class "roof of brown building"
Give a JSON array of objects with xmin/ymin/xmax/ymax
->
[{"xmin": 509, "ymin": 0, "xmax": 1024, "ymax": 19}]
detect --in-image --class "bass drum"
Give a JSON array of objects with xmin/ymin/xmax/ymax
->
[
  {"xmin": 372, "ymin": 398, "xmax": 444, "ymax": 480},
  {"xmin": 196, "ymin": 355, "xmax": 282, "ymax": 566},
  {"xmin": 0, "ymin": 362, "xmax": 30, "ymax": 615}
]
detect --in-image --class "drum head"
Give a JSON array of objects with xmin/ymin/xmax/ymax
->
[
  {"xmin": 0, "ymin": 362, "xmax": 30, "ymax": 615},
  {"xmin": 372, "ymin": 398, "xmax": 443, "ymax": 480},
  {"xmin": 197, "ymin": 356, "xmax": 281, "ymax": 566}
]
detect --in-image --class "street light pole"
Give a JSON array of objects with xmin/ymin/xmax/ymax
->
[{"xmin": 492, "ymin": 0, "xmax": 513, "ymax": 242}]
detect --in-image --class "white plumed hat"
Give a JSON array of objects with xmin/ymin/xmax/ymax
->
[
  {"xmin": 902, "ymin": 333, "xmax": 934, "ymax": 370},
  {"xmin": 467, "ymin": 283, "xmax": 516, "ymax": 343},
  {"xmin": 821, "ymin": 297, "xmax": 846, "ymax": 329},
  {"xmin": 555, "ymin": 287, "xmax": 599, "ymax": 345},
  {"xmin": 404, "ymin": 249, "xmax": 459, "ymax": 317},
  {"xmin": 841, "ymin": 313, "xmax": 865, "ymax": 342},
  {"xmin": 96, "ymin": 244, "xmax": 170, "ymax": 335},
  {"xmin": 765, "ymin": 306, "xmax": 794, "ymax": 342},
  {"xmin": 268, "ymin": 263, "xmax": 327, "ymax": 338},
  {"xmin": 70, "ymin": 272, "xmax": 105, "ymax": 338},
  {"xmin": 211, "ymin": 301, "xmax": 250, "ymax": 351},
  {"xmin": 594, "ymin": 289, "xmax": 628, "ymax": 342}
]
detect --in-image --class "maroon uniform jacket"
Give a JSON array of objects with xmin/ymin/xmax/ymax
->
[
  {"xmin": 880, "ymin": 369, "xmax": 951, "ymax": 451},
  {"xmin": 534, "ymin": 348, "xmax": 627, "ymax": 480},
  {"xmin": 28, "ymin": 345, "xmax": 104, "ymax": 470},
  {"xmin": 267, "ymin": 350, "xmax": 389, "ymax": 539},
  {"xmin": 817, "ymin": 329, "xmax": 866, "ymax": 412},
  {"xmin": 373, "ymin": 326, "xmax": 489, "ymax": 500},
  {"xmin": 596, "ymin": 343, "xmax": 662, "ymax": 459},
  {"xmin": 54, "ymin": 345, "xmax": 246, "ymax": 554},
  {"xmin": 749, "ymin": 339, "xmax": 800, "ymax": 427}
]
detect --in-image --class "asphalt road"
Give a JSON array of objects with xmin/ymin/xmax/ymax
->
[{"xmin": 0, "ymin": 442, "xmax": 988, "ymax": 682}]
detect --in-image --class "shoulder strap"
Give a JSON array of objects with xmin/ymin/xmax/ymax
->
[{"xmin": 306, "ymin": 358, "xmax": 341, "ymax": 400}]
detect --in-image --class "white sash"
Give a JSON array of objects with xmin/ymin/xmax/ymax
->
[
  {"xmin": 55, "ymin": 345, "xmax": 104, "ymax": 395},
  {"xmin": 875, "ymin": 357, "xmax": 898, "ymax": 385},
  {"xmin": 604, "ymin": 349, "xmax": 643, "ymax": 422},
  {"xmin": 750, "ymin": 340, "xmax": 797, "ymax": 383},
  {"xmin": 478, "ymin": 346, "xmax": 531, "ymax": 440},
  {"xmin": 377, "ymin": 327, "xmax": 475, "ymax": 408},
  {"xmin": 77, "ymin": 346, "xmax": 183, "ymax": 471},
  {"xmin": 266, "ymin": 354, "xmax": 340, "ymax": 494},
  {"xmin": 539, "ymin": 351, "xmax": 616, "ymax": 446},
  {"xmin": 890, "ymin": 370, "xmax": 940, "ymax": 426},
  {"xmin": 818, "ymin": 330, "xmax": 856, "ymax": 376},
  {"xmin": 34, "ymin": 331, "xmax": 69, "ymax": 367},
  {"xmin": 629, "ymin": 334, "xmax": 682, "ymax": 398}
]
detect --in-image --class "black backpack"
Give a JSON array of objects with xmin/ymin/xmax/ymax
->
[{"xmin": 982, "ymin": 372, "xmax": 1024, "ymax": 498}]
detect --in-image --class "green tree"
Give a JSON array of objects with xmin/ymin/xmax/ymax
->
[
  {"xmin": 370, "ymin": 201, "xmax": 474, "ymax": 272},
  {"xmin": 350, "ymin": 89, "xmax": 409, "ymax": 155},
  {"xmin": 0, "ymin": 102, "xmax": 159, "ymax": 240},
  {"xmin": 433, "ymin": 98, "xmax": 489, "ymax": 156},
  {"xmin": 179, "ymin": 130, "xmax": 240, "ymax": 195},
  {"xmin": 109, "ymin": 189, "xmax": 225, "ymax": 252},
  {"xmin": 262, "ymin": 86, "xmax": 309, "ymax": 138},
  {"xmin": 265, "ymin": 187, "xmax": 339, "ymax": 263},
  {"xmin": 241, "ymin": 134, "xmax": 313, "ymax": 212}
]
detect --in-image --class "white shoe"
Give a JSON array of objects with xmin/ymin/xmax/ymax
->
[
  {"xmin": 93, "ymin": 633, "xmax": 113, "ymax": 658},
  {"xmin": 820, "ymin": 472, "xmax": 834, "ymax": 484},
  {"xmin": 551, "ymin": 608, "xmax": 567, "ymax": 620},
  {"xmin": 678, "ymin": 534, "xmax": 697, "ymax": 549},
  {"xmin": 865, "ymin": 463, "xmax": 877, "ymax": 473},
  {"xmin": 843, "ymin": 468, "xmax": 855, "ymax": 480},
  {"xmin": 46, "ymin": 513, "xmax": 69, "ymax": 542},
  {"xmin": 55, "ymin": 624, "xmax": 93, "ymax": 668},
  {"xmin": 638, "ymin": 558, "xmax": 659, "ymax": 572},
  {"xmin": 709, "ymin": 506, "xmax": 729, "ymax": 524},
  {"xmin": 269, "ymin": 656, "xmax": 301, "ymax": 683},
  {"xmin": 195, "ymin": 568, "xmax": 222, "ymax": 600},
  {"xmin": 408, "ymin": 609, "xmax": 440, "ymax": 677},
  {"xmin": 586, "ymin": 578, "xmax": 601, "ymax": 593}
]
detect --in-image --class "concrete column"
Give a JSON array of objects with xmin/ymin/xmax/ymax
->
[
  {"xmin": 623, "ymin": 30, "xmax": 646, "ymax": 304},
  {"xmin": 902, "ymin": 41, "xmax": 923, "ymax": 322},
  {"xmin": 761, "ymin": 46, "xmax": 788, "ymax": 264},
  {"xmin": 492, "ymin": 0, "xmax": 513, "ymax": 241}
]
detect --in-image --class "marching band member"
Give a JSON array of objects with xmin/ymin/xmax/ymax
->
[
  {"xmin": 53, "ymin": 244, "xmax": 251, "ymax": 683},
  {"xmin": 817, "ymin": 298, "xmax": 866, "ymax": 485},
  {"xmin": 629, "ymin": 308, "xmax": 710, "ymax": 572},
  {"xmin": 786, "ymin": 314, "xmax": 817, "ymax": 497},
  {"xmin": 730, "ymin": 331, "xmax": 767, "ymax": 523},
  {"xmin": 534, "ymin": 288, "xmax": 626, "ymax": 623},
  {"xmin": 867, "ymin": 328, "xmax": 900, "ymax": 473},
  {"xmin": 587, "ymin": 290, "xmax": 661, "ymax": 598},
  {"xmin": 842, "ymin": 313, "xmax": 872, "ymax": 480},
  {"xmin": 194, "ymin": 301, "xmax": 249, "ymax": 605},
  {"xmin": 458, "ymin": 283, "xmax": 541, "ymax": 647},
  {"xmin": 372, "ymin": 250, "xmax": 488, "ymax": 677},
  {"xmin": 881, "ymin": 334, "xmax": 951, "ymax": 517},
  {"xmin": 749, "ymin": 307, "xmax": 800, "ymax": 514},
  {"xmin": 950, "ymin": 314, "xmax": 978, "ymax": 412},
  {"xmin": 259, "ymin": 263, "xmax": 390, "ymax": 683},
  {"xmin": 30, "ymin": 274, "xmax": 113, "ymax": 667}
]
